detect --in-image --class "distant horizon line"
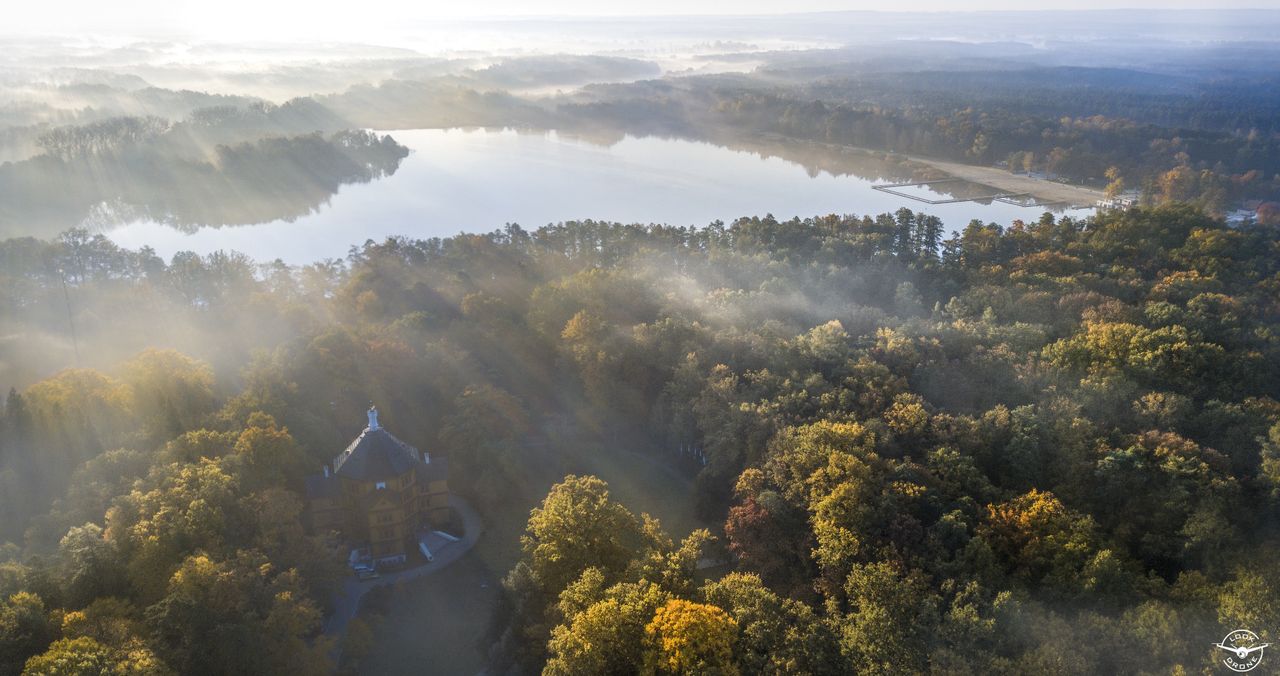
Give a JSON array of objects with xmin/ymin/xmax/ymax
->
[
  {"xmin": 8, "ymin": 6, "xmax": 1280, "ymax": 29},
  {"xmin": 450, "ymin": 7, "xmax": 1280, "ymax": 17},
  {"xmin": 7, "ymin": 6, "xmax": 1279, "ymax": 44}
]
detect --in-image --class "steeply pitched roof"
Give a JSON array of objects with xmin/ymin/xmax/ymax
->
[{"xmin": 333, "ymin": 427, "xmax": 421, "ymax": 481}]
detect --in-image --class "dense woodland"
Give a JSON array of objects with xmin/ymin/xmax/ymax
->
[
  {"xmin": 5, "ymin": 44, "xmax": 1280, "ymax": 242},
  {"xmin": 553, "ymin": 77, "xmax": 1280, "ymax": 215},
  {"xmin": 0, "ymin": 117, "xmax": 407, "ymax": 237},
  {"xmin": 1, "ymin": 203, "xmax": 1279, "ymax": 673}
]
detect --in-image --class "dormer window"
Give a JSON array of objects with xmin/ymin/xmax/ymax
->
[{"xmin": 375, "ymin": 481, "xmax": 387, "ymax": 490}]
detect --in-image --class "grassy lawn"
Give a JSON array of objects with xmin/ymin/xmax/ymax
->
[
  {"xmin": 561, "ymin": 443, "xmax": 711, "ymax": 542},
  {"xmin": 356, "ymin": 551, "xmax": 501, "ymax": 676},
  {"xmin": 361, "ymin": 434, "xmax": 714, "ymax": 675},
  {"xmin": 476, "ymin": 440, "xmax": 714, "ymax": 575}
]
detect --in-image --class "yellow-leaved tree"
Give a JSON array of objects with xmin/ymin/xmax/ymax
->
[{"xmin": 642, "ymin": 599, "xmax": 738, "ymax": 676}]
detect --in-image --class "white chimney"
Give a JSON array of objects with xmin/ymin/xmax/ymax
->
[{"xmin": 367, "ymin": 406, "xmax": 380, "ymax": 430}]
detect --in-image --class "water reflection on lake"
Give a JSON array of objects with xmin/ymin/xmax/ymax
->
[{"xmin": 106, "ymin": 128, "xmax": 1091, "ymax": 264}]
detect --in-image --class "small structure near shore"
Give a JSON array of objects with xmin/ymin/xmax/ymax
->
[{"xmin": 1096, "ymin": 190, "xmax": 1140, "ymax": 210}]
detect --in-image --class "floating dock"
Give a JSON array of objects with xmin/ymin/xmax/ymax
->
[
  {"xmin": 872, "ymin": 178, "xmax": 1094, "ymax": 210},
  {"xmin": 873, "ymin": 178, "xmax": 967, "ymax": 189},
  {"xmin": 872, "ymin": 178, "xmax": 1030, "ymax": 205},
  {"xmin": 994, "ymin": 195, "xmax": 1065, "ymax": 208}
]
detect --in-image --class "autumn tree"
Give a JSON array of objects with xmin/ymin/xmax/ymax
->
[
  {"xmin": 833, "ymin": 562, "xmax": 937, "ymax": 675},
  {"xmin": 700, "ymin": 573, "xmax": 842, "ymax": 675},
  {"xmin": 546, "ymin": 573, "xmax": 671, "ymax": 676},
  {"xmin": 0, "ymin": 592, "xmax": 56, "ymax": 675},
  {"xmin": 1104, "ymin": 166, "xmax": 1125, "ymax": 200},
  {"xmin": 503, "ymin": 476, "xmax": 656, "ymax": 668},
  {"xmin": 119, "ymin": 349, "xmax": 217, "ymax": 445},
  {"xmin": 642, "ymin": 599, "xmax": 738, "ymax": 676},
  {"xmin": 144, "ymin": 553, "xmax": 330, "ymax": 676},
  {"xmin": 980, "ymin": 489, "xmax": 1104, "ymax": 593}
]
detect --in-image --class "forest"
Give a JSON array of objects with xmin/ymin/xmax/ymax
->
[
  {"xmin": 5, "ymin": 40, "xmax": 1280, "ymax": 242},
  {"xmin": 549, "ymin": 75, "xmax": 1280, "ymax": 215},
  {"xmin": 1, "ymin": 202, "xmax": 1279, "ymax": 673},
  {"xmin": 3, "ymin": 16, "xmax": 1280, "ymax": 674},
  {"xmin": 0, "ymin": 111, "xmax": 407, "ymax": 237}
]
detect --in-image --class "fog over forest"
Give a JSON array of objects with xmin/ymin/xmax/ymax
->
[{"xmin": 2, "ymin": 8, "xmax": 1280, "ymax": 676}]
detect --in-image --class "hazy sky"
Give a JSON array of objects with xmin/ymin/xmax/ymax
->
[{"xmin": 11, "ymin": 0, "xmax": 1280, "ymax": 40}]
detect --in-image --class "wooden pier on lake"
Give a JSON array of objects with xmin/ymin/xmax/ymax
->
[{"xmin": 872, "ymin": 178, "xmax": 1030, "ymax": 205}]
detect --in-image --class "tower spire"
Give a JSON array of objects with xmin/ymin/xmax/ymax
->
[{"xmin": 367, "ymin": 405, "xmax": 379, "ymax": 430}]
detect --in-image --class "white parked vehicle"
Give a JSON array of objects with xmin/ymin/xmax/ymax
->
[{"xmin": 433, "ymin": 530, "xmax": 461, "ymax": 543}]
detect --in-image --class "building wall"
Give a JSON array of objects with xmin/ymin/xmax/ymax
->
[
  {"xmin": 416, "ymin": 476, "xmax": 449, "ymax": 524},
  {"xmin": 311, "ymin": 462, "xmax": 451, "ymax": 557},
  {"xmin": 367, "ymin": 500, "xmax": 408, "ymax": 558},
  {"xmin": 309, "ymin": 496, "xmax": 344, "ymax": 533}
]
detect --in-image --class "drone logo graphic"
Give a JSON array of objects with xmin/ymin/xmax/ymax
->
[{"xmin": 1214, "ymin": 629, "xmax": 1269, "ymax": 672}]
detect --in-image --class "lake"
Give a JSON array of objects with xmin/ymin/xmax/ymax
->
[{"xmin": 106, "ymin": 128, "xmax": 1091, "ymax": 263}]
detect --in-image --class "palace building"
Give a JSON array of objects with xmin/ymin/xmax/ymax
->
[{"xmin": 305, "ymin": 406, "xmax": 450, "ymax": 562}]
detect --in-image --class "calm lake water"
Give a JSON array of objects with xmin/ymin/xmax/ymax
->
[{"xmin": 106, "ymin": 128, "xmax": 1090, "ymax": 264}]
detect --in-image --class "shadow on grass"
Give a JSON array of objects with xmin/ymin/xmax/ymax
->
[
  {"xmin": 355, "ymin": 551, "xmax": 501, "ymax": 676},
  {"xmin": 360, "ymin": 436, "xmax": 715, "ymax": 675}
]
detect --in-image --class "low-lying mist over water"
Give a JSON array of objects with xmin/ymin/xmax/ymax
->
[
  {"xmin": 4, "ymin": 10, "xmax": 1279, "ymax": 254},
  {"xmin": 106, "ymin": 128, "xmax": 1090, "ymax": 262},
  {"xmin": 3, "ymin": 7, "xmax": 1280, "ymax": 676}
]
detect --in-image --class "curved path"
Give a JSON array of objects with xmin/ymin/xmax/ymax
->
[{"xmin": 324, "ymin": 494, "xmax": 483, "ymax": 636}]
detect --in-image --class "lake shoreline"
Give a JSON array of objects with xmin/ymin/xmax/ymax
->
[
  {"xmin": 747, "ymin": 131, "xmax": 1105, "ymax": 208},
  {"xmin": 104, "ymin": 128, "xmax": 1093, "ymax": 263}
]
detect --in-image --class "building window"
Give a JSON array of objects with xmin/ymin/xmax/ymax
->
[{"xmin": 375, "ymin": 481, "xmax": 387, "ymax": 490}]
